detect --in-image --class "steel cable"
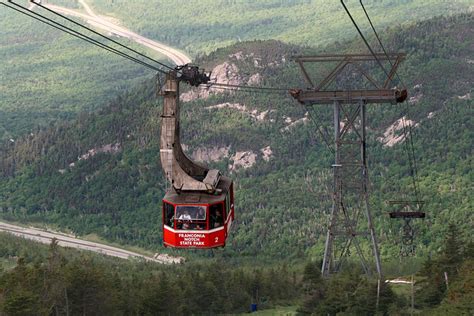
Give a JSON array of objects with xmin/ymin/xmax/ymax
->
[
  {"xmin": 3, "ymin": 2, "xmax": 168, "ymax": 74},
  {"xmin": 31, "ymin": 0, "xmax": 175, "ymax": 72},
  {"xmin": 359, "ymin": 0, "xmax": 420, "ymax": 200}
]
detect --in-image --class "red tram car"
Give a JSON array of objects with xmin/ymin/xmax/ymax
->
[
  {"xmin": 160, "ymin": 70, "xmax": 234, "ymax": 249},
  {"xmin": 162, "ymin": 179, "xmax": 234, "ymax": 248}
]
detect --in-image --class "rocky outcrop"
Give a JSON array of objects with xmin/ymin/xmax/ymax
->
[
  {"xmin": 205, "ymin": 103, "xmax": 272, "ymax": 121},
  {"xmin": 260, "ymin": 146, "xmax": 273, "ymax": 162},
  {"xmin": 247, "ymin": 73, "xmax": 262, "ymax": 86},
  {"xmin": 228, "ymin": 50, "xmax": 287, "ymax": 69},
  {"xmin": 409, "ymin": 84, "xmax": 423, "ymax": 104},
  {"xmin": 281, "ymin": 112, "xmax": 309, "ymax": 131},
  {"xmin": 212, "ymin": 62, "xmax": 241, "ymax": 85},
  {"xmin": 191, "ymin": 146, "xmax": 230, "ymax": 162},
  {"xmin": 228, "ymin": 151, "xmax": 257, "ymax": 172},
  {"xmin": 68, "ymin": 143, "xmax": 121, "ymax": 168},
  {"xmin": 378, "ymin": 117, "xmax": 418, "ymax": 147},
  {"xmin": 457, "ymin": 92, "xmax": 471, "ymax": 100},
  {"xmin": 153, "ymin": 253, "xmax": 185, "ymax": 264}
]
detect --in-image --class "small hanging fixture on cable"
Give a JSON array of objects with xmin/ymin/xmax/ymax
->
[{"xmin": 388, "ymin": 201, "xmax": 425, "ymax": 256}]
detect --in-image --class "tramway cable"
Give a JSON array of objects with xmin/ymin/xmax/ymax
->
[
  {"xmin": 340, "ymin": 0, "xmax": 420, "ymax": 198},
  {"xmin": 340, "ymin": 0, "xmax": 393, "ymax": 84},
  {"xmin": 305, "ymin": 107, "xmax": 335, "ymax": 155},
  {"xmin": 204, "ymin": 85, "xmax": 287, "ymax": 95},
  {"xmin": 31, "ymin": 0, "xmax": 176, "ymax": 72},
  {"xmin": 3, "ymin": 2, "xmax": 169, "ymax": 74},
  {"xmin": 4, "ymin": 1, "xmax": 294, "ymax": 94},
  {"xmin": 359, "ymin": 0, "xmax": 405, "ymax": 88},
  {"xmin": 209, "ymin": 82, "xmax": 289, "ymax": 92},
  {"xmin": 357, "ymin": 0, "xmax": 424, "ymax": 258},
  {"xmin": 358, "ymin": 0, "xmax": 420, "ymax": 200}
]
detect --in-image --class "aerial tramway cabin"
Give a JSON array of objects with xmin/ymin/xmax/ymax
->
[
  {"xmin": 162, "ymin": 178, "xmax": 234, "ymax": 248},
  {"xmin": 160, "ymin": 69, "xmax": 234, "ymax": 249}
]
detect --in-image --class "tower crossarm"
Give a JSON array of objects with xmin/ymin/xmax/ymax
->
[{"xmin": 289, "ymin": 88, "xmax": 407, "ymax": 105}]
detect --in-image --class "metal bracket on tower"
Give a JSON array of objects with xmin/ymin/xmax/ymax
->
[{"xmin": 388, "ymin": 200, "xmax": 425, "ymax": 257}]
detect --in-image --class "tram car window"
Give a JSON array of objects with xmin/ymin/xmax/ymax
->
[
  {"xmin": 163, "ymin": 202, "xmax": 174, "ymax": 228},
  {"xmin": 209, "ymin": 203, "xmax": 224, "ymax": 229}
]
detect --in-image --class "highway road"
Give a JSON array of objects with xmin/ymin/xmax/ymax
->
[
  {"xmin": 31, "ymin": 0, "xmax": 191, "ymax": 65},
  {"xmin": 0, "ymin": 221, "xmax": 182, "ymax": 264}
]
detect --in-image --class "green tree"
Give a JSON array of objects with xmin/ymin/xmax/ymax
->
[
  {"xmin": 0, "ymin": 258, "xmax": 44, "ymax": 315},
  {"xmin": 298, "ymin": 261, "xmax": 325, "ymax": 314}
]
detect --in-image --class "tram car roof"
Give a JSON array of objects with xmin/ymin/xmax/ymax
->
[{"xmin": 164, "ymin": 175, "xmax": 232, "ymax": 205}]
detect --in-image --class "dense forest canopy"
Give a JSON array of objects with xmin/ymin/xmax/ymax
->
[
  {"xmin": 0, "ymin": 0, "xmax": 473, "ymax": 314},
  {"xmin": 1, "ymin": 0, "xmax": 472, "ymax": 140},
  {"xmin": 0, "ymin": 223, "xmax": 472, "ymax": 314},
  {"xmin": 0, "ymin": 14, "xmax": 472, "ymax": 261}
]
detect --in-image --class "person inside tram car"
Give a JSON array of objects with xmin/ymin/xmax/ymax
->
[
  {"xmin": 210, "ymin": 205, "xmax": 224, "ymax": 228},
  {"xmin": 214, "ymin": 210, "xmax": 223, "ymax": 227},
  {"xmin": 197, "ymin": 208, "xmax": 206, "ymax": 220},
  {"xmin": 178, "ymin": 210, "xmax": 192, "ymax": 220},
  {"xmin": 182, "ymin": 221, "xmax": 191, "ymax": 230},
  {"xmin": 164, "ymin": 203, "xmax": 174, "ymax": 228},
  {"xmin": 194, "ymin": 223, "xmax": 204, "ymax": 230}
]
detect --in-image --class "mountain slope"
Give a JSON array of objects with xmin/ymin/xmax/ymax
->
[
  {"xmin": 0, "ymin": 14, "xmax": 472, "ymax": 260},
  {"xmin": 89, "ymin": 0, "xmax": 473, "ymax": 53},
  {"xmin": 0, "ymin": 0, "xmax": 168, "ymax": 141},
  {"xmin": 2, "ymin": 0, "xmax": 472, "ymax": 142}
]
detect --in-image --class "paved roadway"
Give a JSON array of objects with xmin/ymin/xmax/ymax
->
[
  {"xmin": 31, "ymin": 0, "xmax": 191, "ymax": 65},
  {"xmin": 0, "ymin": 221, "xmax": 181, "ymax": 264}
]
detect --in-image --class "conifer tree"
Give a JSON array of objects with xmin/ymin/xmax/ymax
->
[{"xmin": 298, "ymin": 261, "xmax": 325, "ymax": 314}]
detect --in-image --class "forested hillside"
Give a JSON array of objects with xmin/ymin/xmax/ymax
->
[
  {"xmin": 2, "ymin": 0, "xmax": 472, "ymax": 141},
  {"xmin": 0, "ymin": 0, "xmax": 165, "ymax": 140},
  {"xmin": 0, "ymin": 223, "xmax": 472, "ymax": 314},
  {"xmin": 90, "ymin": 0, "xmax": 473, "ymax": 53},
  {"xmin": 1, "ymin": 13, "xmax": 472, "ymax": 264}
]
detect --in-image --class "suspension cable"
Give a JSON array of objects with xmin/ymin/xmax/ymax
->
[
  {"xmin": 31, "ymin": 0, "xmax": 175, "ymax": 72},
  {"xmin": 305, "ymin": 107, "xmax": 335, "ymax": 155},
  {"xmin": 204, "ymin": 84, "xmax": 288, "ymax": 95},
  {"xmin": 340, "ymin": 0, "xmax": 393, "ymax": 84},
  {"xmin": 209, "ymin": 82, "xmax": 290, "ymax": 92},
  {"xmin": 359, "ymin": 0, "xmax": 420, "ymax": 200},
  {"xmin": 5, "ymin": 1, "xmax": 296, "ymax": 95},
  {"xmin": 3, "ymin": 2, "xmax": 168, "ymax": 74},
  {"xmin": 359, "ymin": 0, "xmax": 405, "ymax": 89}
]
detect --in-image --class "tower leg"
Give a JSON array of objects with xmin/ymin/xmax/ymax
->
[{"xmin": 321, "ymin": 101, "xmax": 382, "ymax": 279}]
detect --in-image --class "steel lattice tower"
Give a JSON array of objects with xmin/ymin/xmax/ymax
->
[{"xmin": 290, "ymin": 54, "xmax": 407, "ymax": 278}]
